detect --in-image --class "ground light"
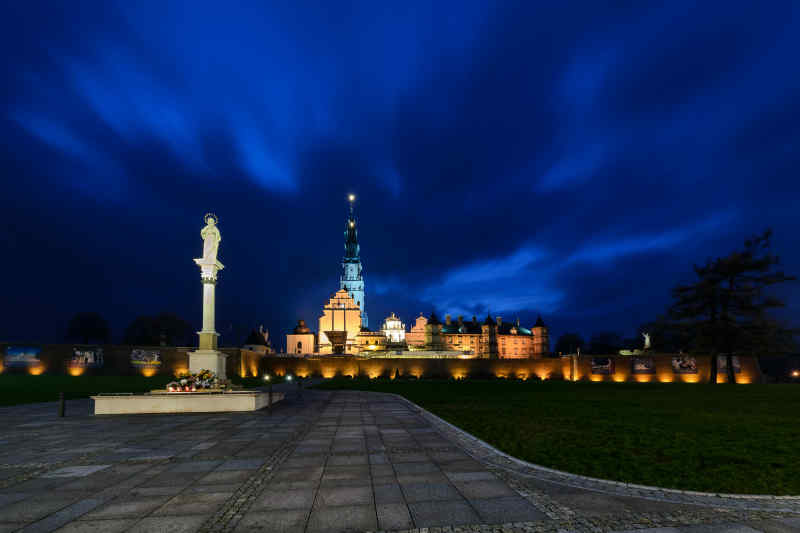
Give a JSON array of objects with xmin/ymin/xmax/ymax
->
[
  {"xmin": 263, "ymin": 374, "xmax": 271, "ymax": 381},
  {"xmin": 791, "ymin": 370, "xmax": 799, "ymax": 378},
  {"xmin": 286, "ymin": 375, "xmax": 293, "ymax": 381}
]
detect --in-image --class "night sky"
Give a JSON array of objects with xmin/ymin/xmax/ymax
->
[{"xmin": 2, "ymin": 2, "xmax": 799, "ymax": 348}]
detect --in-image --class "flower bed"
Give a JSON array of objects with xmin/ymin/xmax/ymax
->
[{"xmin": 166, "ymin": 369, "xmax": 231, "ymax": 392}]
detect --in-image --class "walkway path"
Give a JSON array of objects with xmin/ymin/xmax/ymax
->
[{"xmin": 0, "ymin": 389, "xmax": 797, "ymax": 533}]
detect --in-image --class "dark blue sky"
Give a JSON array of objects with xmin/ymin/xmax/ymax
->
[{"xmin": 2, "ymin": 1, "xmax": 799, "ymax": 348}]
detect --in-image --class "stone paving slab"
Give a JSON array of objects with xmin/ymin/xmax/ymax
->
[{"xmin": 0, "ymin": 389, "xmax": 798, "ymax": 533}]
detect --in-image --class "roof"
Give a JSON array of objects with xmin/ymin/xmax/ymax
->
[
  {"xmin": 442, "ymin": 322, "xmax": 482, "ymax": 334},
  {"xmin": 428, "ymin": 311, "xmax": 441, "ymax": 325},
  {"xmin": 534, "ymin": 315, "xmax": 546, "ymax": 328}
]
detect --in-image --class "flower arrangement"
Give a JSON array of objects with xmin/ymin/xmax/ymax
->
[{"xmin": 166, "ymin": 369, "xmax": 231, "ymax": 392}]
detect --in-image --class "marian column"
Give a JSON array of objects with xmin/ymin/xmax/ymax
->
[{"xmin": 189, "ymin": 213, "xmax": 228, "ymax": 378}]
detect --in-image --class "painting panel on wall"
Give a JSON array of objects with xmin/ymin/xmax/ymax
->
[
  {"xmin": 631, "ymin": 357, "xmax": 655, "ymax": 374},
  {"xmin": 131, "ymin": 349, "xmax": 161, "ymax": 367},
  {"xmin": 4, "ymin": 346, "xmax": 41, "ymax": 367},
  {"xmin": 591, "ymin": 357, "xmax": 615, "ymax": 375},
  {"xmin": 70, "ymin": 347, "xmax": 104, "ymax": 368},
  {"xmin": 671, "ymin": 355, "xmax": 698, "ymax": 374}
]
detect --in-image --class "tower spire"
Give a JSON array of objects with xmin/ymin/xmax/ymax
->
[{"xmin": 341, "ymin": 194, "xmax": 367, "ymax": 328}]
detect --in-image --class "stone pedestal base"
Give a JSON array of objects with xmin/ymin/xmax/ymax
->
[
  {"xmin": 92, "ymin": 391, "xmax": 284, "ymax": 415},
  {"xmin": 189, "ymin": 349, "xmax": 228, "ymax": 378}
]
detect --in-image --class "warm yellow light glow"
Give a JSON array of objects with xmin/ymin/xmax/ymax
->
[
  {"xmin": 792, "ymin": 370, "xmax": 800, "ymax": 378},
  {"xmin": 634, "ymin": 375, "xmax": 652, "ymax": 383},
  {"xmin": 590, "ymin": 375, "xmax": 603, "ymax": 382},
  {"xmin": 67, "ymin": 366, "xmax": 85, "ymax": 377},
  {"xmin": 613, "ymin": 375, "xmax": 626, "ymax": 382},
  {"xmin": 348, "ymin": 194, "xmax": 355, "ymax": 202},
  {"xmin": 28, "ymin": 365, "xmax": 45, "ymax": 376},
  {"xmin": 140, "ymin": 367, "xmax": 157, "ymax": 377}
]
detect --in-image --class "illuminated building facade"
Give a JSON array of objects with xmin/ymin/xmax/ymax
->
[
  {"xmin": 286, "ymin": 320, "xmax": 315, "ymax": 355},
  {"xmin": 341, "ymin": 195, "xmax": 368, "ymax": 328},
  {"xmin": 317, "ymin": 289, "xmax": 362, "ymax": 354},
  {"xmin": 407, "ymin": 312, "xmax": 549, "ymax": 358},
  {"xmin": 382, "ymin": 313, "xmax": 406, "ymax": 344}
]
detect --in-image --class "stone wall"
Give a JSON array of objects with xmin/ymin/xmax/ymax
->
[
  {"xmin": 570, "ymin": 354, "xmax": 762, "ymax": 384},
  {"xmin": 260, "ymin": 354, "xmax": 763, "ymax": 384},
  {"xmin": 0, "ymin": 343, "xmax": 263, "ymax": 379}
]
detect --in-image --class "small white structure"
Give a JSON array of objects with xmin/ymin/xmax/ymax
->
[
  {"xmin": 382, "ymin": 312, "xmax": 406, "ymax": 344},
  {"xmin": 286, "ymin": 319, "xmax": 315, "ymax": 355},
  {"xmin": 189, "ymin": 213, "xmax": 228, "ymax": 378}
]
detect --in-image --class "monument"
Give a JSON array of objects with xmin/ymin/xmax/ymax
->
[
  {"xmin": 188, "ymin": 213, "xmax": 228, "ymax": 378},
  {"xmin": 91, "ymin": 214, "xmax": 284, "ymax": 414}
]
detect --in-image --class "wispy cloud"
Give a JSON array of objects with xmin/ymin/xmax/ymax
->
[{"xmin": 566, "ymin": 210, "xmax": 737, "ymax": 265}]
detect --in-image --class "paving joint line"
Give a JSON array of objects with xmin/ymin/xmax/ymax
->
[{"xmin": 198, "ymin": 394, "xmax": 333, "ymax": 533}]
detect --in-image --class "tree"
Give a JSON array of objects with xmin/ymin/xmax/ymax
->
[
  {"xmin": 555, "ymin": 332, "xmax": 584, "ymax": 355},
  {"xmin": 123, "ymin": 313, "xmax": 194, "ymax": 346},
  {"xmin": 667, "ymin": 230, "xmax": 796, "ymax": 383},
  {"xmin": 244, "ymin": 329, "xmax": 267, "ymax": 346},
  {"xmin": 65, "ymin": 312, "xmax": 110, "ymax": 344},
  {"xmin": 588, "ymin": 332, "xmax": 623, "ymax": 354}
]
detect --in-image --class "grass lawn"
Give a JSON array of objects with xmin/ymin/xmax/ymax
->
[
  {"xmin": 315, "ymin": 378, "xmax": 800, "ymax": 495},
  {"xmin": 0, "ymin": 374, "xmax": 260, "ymax": 406}
]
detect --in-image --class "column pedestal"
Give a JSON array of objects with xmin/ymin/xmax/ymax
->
[{"xmin": 188, "ymin": 259, "xmax": 228, "ymax": 378}]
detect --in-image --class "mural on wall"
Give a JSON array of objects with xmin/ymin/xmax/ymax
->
[
  {"xmin": 717, "ymin": 355, "xmax": 741, "ymax": 374},
  {"xmin": 631, "ymin": 356, "xmax": 655, "ymax": 374},
  {"xmin": 70, "ymin": 347, "xmax": 104, "ymax": 368},
  {"xmin": 591, "ymin": 357, "xmax": 615, "ymax": 375},
  {"xmin": 131, "ymin": 349, "xmax": 161, "ymax": 367},
  {"xmin": 4, "ymin": 346, "xmax": 42, "ymax": 367},
  {"xmin": 671, "ymin": 355, "xmax": 698, "ymax": 374}
]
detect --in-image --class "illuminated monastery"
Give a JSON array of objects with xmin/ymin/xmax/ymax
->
[{"xmin": 285, "ymin": 195, "xmax": 550, "ymax": 358}]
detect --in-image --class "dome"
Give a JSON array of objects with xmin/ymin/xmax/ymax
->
[{"xmin": 293, "ymin": 319, "xmax": 311, "ymax": 334}]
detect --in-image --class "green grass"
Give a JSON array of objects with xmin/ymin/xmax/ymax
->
[
  {"xmin": 0, "ymin": 373, "xmax": 268, "ymax": 407},
  {"xmin": 315, "ymin": 378, "xmax": 800, "ymax": 495},
  {"xmin": 0, "ymin": 374, "xmax": 174, "ymax": 406}
]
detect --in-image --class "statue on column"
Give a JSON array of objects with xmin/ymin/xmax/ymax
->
[
  {"xmin": 642, "ymin": 332, "xmax": 651, "ymax": 350},
  {"xmin": 200, "ymin": 213, "xmax": 221, "ymax": 264}
]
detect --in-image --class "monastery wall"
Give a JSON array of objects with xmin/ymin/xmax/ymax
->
[
  {"xmin": 0, "ymin": 343, "xmax": 262, "ymax": 379},
  {"xmin": 260, "ymin": 354, "xmax": 763, "ymax": 384}
]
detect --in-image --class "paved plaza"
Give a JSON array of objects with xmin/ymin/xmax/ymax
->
[{"xmin": 0, "ymin": 388, "xmax": 798, "ymax": 533}]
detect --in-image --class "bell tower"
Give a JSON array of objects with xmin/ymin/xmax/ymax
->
[{"xmin": 341, "ymin": 194, "xmax": 368, "ymax": 328}]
